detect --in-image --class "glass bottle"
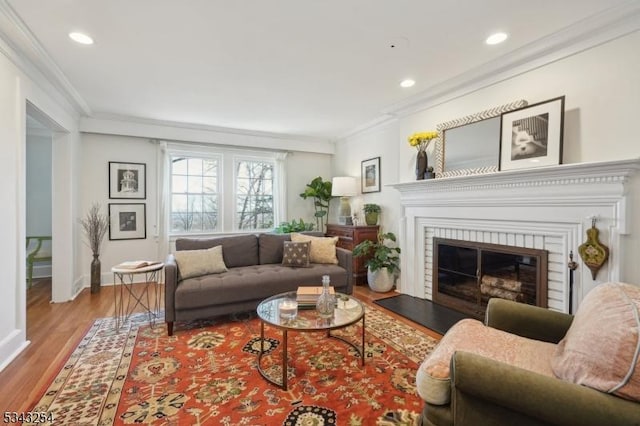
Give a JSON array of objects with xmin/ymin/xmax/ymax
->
[{"xmin": 316, "ymin": 275, "xmax": 335, "ymax": 319}]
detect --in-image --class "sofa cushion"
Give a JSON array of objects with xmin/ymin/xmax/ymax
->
[
  {"xmin": 291, "ymin": 233, "xmax": 338, "ymax": 264},
  {"xmin": 282, "ymin": 241, "xmax": 311, "ymax": 267},
  {"xmin": 176, "ymin": 234, "xmax": 258, "ymax": 268},
  {"xmin": 416, "ymin": 318, "xmax": 556, "ymax": 405},
  {"xmin": 174, "ymin": 263, "xmax": 348, "ymax": 310},
  {"xmin": 258, "ymin": 233, "xmax": 291, "ymax": 264},
  {"xmin": 552, "ymin": 282, "xmax": 640, "ymax": 402},
  {"xmin": 174, "ymin": 246, "xmax": 227, "ymax": 280}
]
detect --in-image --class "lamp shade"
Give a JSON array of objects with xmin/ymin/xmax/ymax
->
[{"xmin": 331, "ymin": 176, "xmax": 357, "ymax": 196}]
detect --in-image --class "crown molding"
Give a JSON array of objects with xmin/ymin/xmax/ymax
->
[
  {"xmin": 0, "ymin": 0, "xmax": 91, "ymax": 116},
  {"xmin": 379, "ymin": 1, "xmax": 640, "ymax": 120},
  {"xmin": 80, "ymin": 114, "xmax": 336, "ymax": 155}
]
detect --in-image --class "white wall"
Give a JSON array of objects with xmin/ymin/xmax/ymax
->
[
  {"xmin": 0, "ymin": 44, "xmax": 80, "ymax": 371},
  {"xmin": 78, "ymin": 134, "xmax": 333, "ymax": 284},
  {"xmin": 335, "ymin": 31, "xmax": 640, "ymax": 284}
]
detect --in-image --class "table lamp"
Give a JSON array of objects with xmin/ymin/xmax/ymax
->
[{"xmin": 331, "ymin": 176, "xmax": 357, "ymax": 225}]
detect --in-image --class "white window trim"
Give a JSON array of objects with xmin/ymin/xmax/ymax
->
[{"xmin": 163, "ymin": 142, "xmax": 286, "ymax": 236}]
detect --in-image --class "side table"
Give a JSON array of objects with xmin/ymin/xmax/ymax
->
[{"xmin": 111, "ymin": 262, "xmax": 164, "ymax": 330}]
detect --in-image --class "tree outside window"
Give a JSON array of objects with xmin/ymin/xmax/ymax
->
[
  {"xmin": 170, "ymin": 157, "xmax": 219, "ymax": 233},
  {"xmin": 235, "ymin": 159, "xmax": 274, "ymax": 230}
]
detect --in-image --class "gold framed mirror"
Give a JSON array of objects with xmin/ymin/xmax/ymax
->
[{"xmin": 434, "ymin": 100, "xmax": 528, "ymax": 178}]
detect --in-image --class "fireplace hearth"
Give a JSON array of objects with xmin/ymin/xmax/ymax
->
[{"xmin": 434, "ymin": 238, "xmax": 548, "ymax": 319}]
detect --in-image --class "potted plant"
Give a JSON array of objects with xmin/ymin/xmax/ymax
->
[
  {"xmin": 352, "ymin": 232, "xmax": 401, "ymax": 292},
  {"xmin": 80, "ymin": 203, "xmax": 109, "ymax": 294},
  {"xmin": 363, "ymin": 203, "xmax": 381, "ymax": 225},
  {"xmin": 273, "ymin": 218, "xmax": 315, "ymax": 233},
  {"xmin": 299, "ymin": 176, "xmax": 332, "ymax": 231}
]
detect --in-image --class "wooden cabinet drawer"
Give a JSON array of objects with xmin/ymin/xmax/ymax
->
[
  {"xmin": 326, "ymin": 226, "xmax": 354, "ymax": 239},
  {"xmin": 325, "ymin": 224, "xmax": 379, "ymax": 285}
]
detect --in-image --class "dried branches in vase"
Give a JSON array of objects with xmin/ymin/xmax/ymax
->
[{"xmin": 81, "ymin": 203, "xmax": 109, "ymax": 293}]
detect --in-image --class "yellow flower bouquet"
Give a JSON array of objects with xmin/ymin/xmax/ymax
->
[{"xmin": 408, "ymin": 131, "xmax": 438, "ymax": 151}]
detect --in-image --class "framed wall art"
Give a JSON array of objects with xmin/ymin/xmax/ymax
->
[
  {"xmin": 108, "ymin": 203, "xmax": 146, "ymax": 240},
  {"xmin": 361, "ymin": 157, "xmax": 381, "ymax": 193},
  {"xmin": 109, "ymin": 161, "xmax": 146, "ymax": 199},
  {"xmin": 499, "ymin": 96, "xmax": 565, "ymax": 171}
]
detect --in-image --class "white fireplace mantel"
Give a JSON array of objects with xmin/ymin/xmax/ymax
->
[{"xmin": 390, "ymin": 158, "xmax": 640, "ymax": 313}]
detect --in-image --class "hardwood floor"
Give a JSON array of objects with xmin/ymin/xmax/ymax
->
[{"xmin": 0, "ymin": 280, "xmax": 441, "ymax": 413}]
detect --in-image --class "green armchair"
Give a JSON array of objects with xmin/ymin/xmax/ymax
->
[
  {"xmin": 418, "ymin": 297, "xmax": 640, "ymax": 426},
  {"xmin": 26, "ymin": 236, "xmax": 52, "ymax": 288}
]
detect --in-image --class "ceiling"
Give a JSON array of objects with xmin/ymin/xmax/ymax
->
[{"xmin": 5, "ymin": 0, "xmax": 633, "ymax": 140}]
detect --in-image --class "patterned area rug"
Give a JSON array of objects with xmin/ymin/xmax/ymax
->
[{"xmin": 28, "ymin": 305, "xmax": 438, "ymax": 425}]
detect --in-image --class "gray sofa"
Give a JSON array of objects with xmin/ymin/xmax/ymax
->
[{"xmin": 164, "ymin": 233, "xmax": 353, "ymax": 335}]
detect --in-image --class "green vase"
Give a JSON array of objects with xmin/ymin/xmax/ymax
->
[{"xmin": 365, "ymin": 212, "xmax": 378, "ymax": 226}]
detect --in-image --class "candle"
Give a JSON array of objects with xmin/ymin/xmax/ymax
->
[{"xmin": 279, "ymin": 299, "xmax": 298, "ymax": 319}]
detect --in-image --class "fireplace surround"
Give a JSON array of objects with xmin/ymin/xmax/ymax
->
[{"xmin": 392, "ymin": 159, "xmax": 640, "ymax": 313}]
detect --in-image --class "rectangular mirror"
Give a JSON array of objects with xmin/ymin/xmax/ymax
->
[{"xmin": 434, "ymin": 100, "xmax": 527, "ymax": 178}]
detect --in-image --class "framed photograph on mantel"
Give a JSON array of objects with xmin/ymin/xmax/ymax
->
[
  {"xmin": 361, "ymin": 157, "xmax": 381, "ymax": 193},
  {"xmin": 108, "ymin": 203, "xmax": 146, "ymax": 240},
  {"xmin": 499, "ymin": 96, "xmax": 565, "ymax": 171},
  {"xmin": 109, "ymin": 161, "xmax": 146, "ymax": 199}
]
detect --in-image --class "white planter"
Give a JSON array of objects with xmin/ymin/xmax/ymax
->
[{"xmin": 367, "ymin": 266, "xmax": 395, "ymax": 293}]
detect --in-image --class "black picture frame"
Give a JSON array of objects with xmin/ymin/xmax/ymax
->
[
  {"xmin": 499, "ymin": 96, "xmax": 565, "ymax": 171},
  {"xmin": 361, "ymin": 157, "xmax": 381, "ymax": 193},
  {"xmin": 108, "ymin": 203, "xmax": 146, "ymax": 240},
  {"xmin": 109, "ymin": 161, "xmax": 146, "ymax": 199}
]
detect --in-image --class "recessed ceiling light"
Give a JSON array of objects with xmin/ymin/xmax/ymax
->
[
  {"xmin": 485, "ymin": 32, "xmax": 508, "ymax": 45},
  {"xmin": 69, "ymin": 32, "xmax": 94, "ymax": 45},
  {"xmin": 400, "ymin": 79, "xmax": 415, "ymax": 88}
]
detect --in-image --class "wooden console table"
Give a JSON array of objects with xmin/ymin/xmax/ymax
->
[{"xmin": 326, "ymin": 224, "xmax": 379, "ymax": 286}]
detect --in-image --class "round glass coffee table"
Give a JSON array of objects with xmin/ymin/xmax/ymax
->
[{"xmin": 256, "ymin": 291, "xmax": 365, "ymax": 390}]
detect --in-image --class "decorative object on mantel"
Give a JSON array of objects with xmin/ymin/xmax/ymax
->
[
  {"xmin": 434, "ymin": 99, "xmax": 527, "ymax": 178},
  {"xmin": 567, "ymin": 251, "xmax": 578, "ymax": 314},
  {"xmin": 578, "ymin": 217, "xmax": 609, "ymax": 280},
  {"xmin": 80, "ymin": 203, "xmax": 109, "ymax": 294},
  {"xmin": 408, "ymin": 131, "xmax": 438, "ymax": 180},
  {"xmin": 499, "ymin": 96, "xmax": 565, "ymax": 171}
]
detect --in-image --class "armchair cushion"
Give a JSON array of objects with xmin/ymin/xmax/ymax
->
[
  {"xmin": 552, "ymin": 282, "xmax": 640, "ymax": 402},
  {"xmin": 416, "ymin": 318, "xmax": 555, "ymax": 405}
]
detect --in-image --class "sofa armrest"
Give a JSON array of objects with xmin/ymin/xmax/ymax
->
[
  {"xmin": 451, "ymin": 351, "xmax": 640, "ymax": 426},
  {"xmin": 485, "ymin": 298, "xmax": 573, "ymax": 344},
  {"xmin": 164, "ymin": 253, "xmax": 178, "ymax": 323},
  {"xmin": 336, "ymin": 247, "xmax": 353, "ymax": 294}
]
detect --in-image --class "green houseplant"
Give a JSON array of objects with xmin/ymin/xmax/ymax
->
[
  {"xmin": 352, "ymin": 232, "xmax": 401, "ymax": 292},
  {"xmin": 299, "ymin": 176, "xmax": 332, "ymax": 231},
  {"xmin": 363, "ymin": 203, "xmax": 381, "ymax": 225},
  {"xmin": 274, "ymin": 218, "xmax": 315, "ymax": 233}
]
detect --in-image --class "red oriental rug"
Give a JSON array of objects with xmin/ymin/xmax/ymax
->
[{"xmin": 28, "ymin": 305, "xmax": 438, "ymax": 425}]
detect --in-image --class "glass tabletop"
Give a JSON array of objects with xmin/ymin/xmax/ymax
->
[{"xmin": 256, "ymin": 291, "xmax": 364, "ymax": 331}]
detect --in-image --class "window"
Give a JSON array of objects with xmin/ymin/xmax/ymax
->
[
  {"xmin": 166, "ymin": 145, "xmax": 284, "ymax": 235},
  {"xmin": 235, "ymin": 159, "xmax": 274, "ymax": 230},
  {"xmin": 170, "ymin": 157, "xmax": 219, "ymax": 233}
]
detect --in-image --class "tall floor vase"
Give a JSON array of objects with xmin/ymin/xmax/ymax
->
[
  {"xmin": 416, "ymin": 150, "xmax": 428, "ymax": 180},
  {"xmin": 91, "ymin": 254, "xmax": 101, "ymax": 294}
]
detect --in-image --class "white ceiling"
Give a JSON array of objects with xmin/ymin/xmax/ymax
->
[{"xmin": 5, "ymin": 0, "xmax": 633, "ymax": 139}]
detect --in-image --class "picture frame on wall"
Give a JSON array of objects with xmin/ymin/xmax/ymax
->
[
  {"xmin": 108, "ymin": 203, "xmax": 146, "ymax": 240},
  {"xmin": 109, "ymin": 162, "xmax": 146, "ymax": 199},
  {"xmin": 361, "ymin": 157, "xmax": 381, "ymax": 193},
  {"xmin": 499, "ymin": 96, "xmax": 565, "ymax": 171}
]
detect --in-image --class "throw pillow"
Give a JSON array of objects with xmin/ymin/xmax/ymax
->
[
  {"xmin": 174, "ymin": 245, "xmax": 228, "ymax": 280},
  {"xmin": 281, "ymin": 241, "xmax": 311, "ymax": 268},
  {"xmin": 551, "ymin": 282, "xmax": 640, "ymax": 402},
  {"xmin": 291, "ymin": 233, "xmax": 339, "ymax": 264}
]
